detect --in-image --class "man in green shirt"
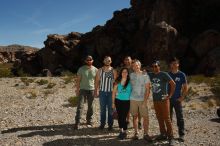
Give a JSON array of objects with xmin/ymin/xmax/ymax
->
[{"xmin": 74, "ymin": 55, "xmax": 98, "ymax": 129}]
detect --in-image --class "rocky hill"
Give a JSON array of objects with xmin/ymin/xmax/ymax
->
[
  {"xmin": 17, "ymin": 0, "xmax": 220, "ymax": 75},
  {"xmin": 0, "ymin": 44, "xmax": 39, "ymax": 64}
]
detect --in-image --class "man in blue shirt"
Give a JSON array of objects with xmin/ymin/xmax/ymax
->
[{"xmin": 168, "ymin": 57, "xmax": 188, "ymax": 142}]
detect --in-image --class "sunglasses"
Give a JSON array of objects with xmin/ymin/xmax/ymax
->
[{"xmin": 86, "ymin": 59, "xmax": 93, "ymax": 61}]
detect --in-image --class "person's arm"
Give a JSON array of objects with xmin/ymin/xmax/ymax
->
[
  {"xmin": 113, "ymin": 69, "xmax": 117, "ymax": 83},
  {"xmin": 178, "ymin": 83, "xmax": 188, "ymax": 102},
  {"xmin": 143, "ymin": 82, "xmax": 150, "ymax": 106},
  {"xmin": 112, "ymin": 84, "xmax": 118, "ymax": 109},
  {"xmin": 167, "ymin": 79, "xmax": 176, "ymax": 99},
  {"xmin": 94, "ymin": 68, "xmax": 101, "ymax": 97}
]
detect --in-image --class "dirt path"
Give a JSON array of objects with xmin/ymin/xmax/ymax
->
[{"xmin": 0, "ymin": 78, "xmax": 220, "ymax": 146}]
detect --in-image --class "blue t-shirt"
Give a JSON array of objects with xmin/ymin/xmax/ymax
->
[
  {"xmin": 149, "ymin": 72, "xmax": 172, "ymax": 101},
  {"xmin": 168, "ymin": 71, "xmax": 187, "ymax": 100},
  {"xmin": 116, "ymin": 82, "xmax": 132, "ymax": 100}
]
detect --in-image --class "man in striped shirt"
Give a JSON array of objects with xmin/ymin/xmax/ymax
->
[{"xmin": 95, "ymin": 56, "xmax": 117, "ymax": 130}]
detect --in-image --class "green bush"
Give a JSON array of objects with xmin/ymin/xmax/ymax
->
[
  {"xmin": 0, "ymin": 68, "xmax": 13, "ymax": 77},
  {"xmin": 20, "ymin": 77, "xmax": 35, "ymax": 86},
  {"xmin": 45, "ymin": 82, "xmax": 56, "ymax": 89},
  {"xmin": 68, "ymin": 96, "xmax": 79, "ymax": 107},
  {"xmin": 63, "ymin": 76, "xmax": 74, "ymax": 84},
  {"xmin": 36, "ymin": 79, "xmax": 48, "ymax": 85}
]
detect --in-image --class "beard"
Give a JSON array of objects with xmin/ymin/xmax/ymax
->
[{"xmin": 86, "ymin": 62, "xmax": 93, "ymax": 66}]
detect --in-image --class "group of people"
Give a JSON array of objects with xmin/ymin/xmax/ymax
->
[{"xmin": 73, "ymin": 55, "xmax": 188, "ymax": 146}]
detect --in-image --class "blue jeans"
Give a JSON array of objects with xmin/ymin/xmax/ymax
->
[
  {"xmin": 99, "ymin": 91, "xmax": 113, "ymax": 127},
  {"xmin": 170, "ymin": 99, "xmax": 185, "ymax": 136}
]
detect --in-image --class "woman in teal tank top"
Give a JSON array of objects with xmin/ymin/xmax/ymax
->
[{"xmin": 112, "ymin": 67, "xmax": 132, "ymax": 139}]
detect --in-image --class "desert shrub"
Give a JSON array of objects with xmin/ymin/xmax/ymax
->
[
  {"xmin": 0, "ymin": 68, "xmax": 12, "ymax": 77},
  {"xmin": 26, "ymin": 90, "xmax": 37, "ymax": 99},
  {"xmin": 63, "ymin": 76, "xmax": 74, "ymax": 84},
  {"xmin": 43, "ymin": 90, "xmax": 54, "ymax": 98},
  {"xmin": 61, "ymin": 71, "xmax": 75, "ymax": 76},
  {"xmin": 68, "ymin": 96, "xmax": 79, "ymax": 107},
  {"xmin": 16, "ymin": 68, "xmax": 30, "ymax": 77},
  {"xmin": 45, "ymin": 82, "xmax": 56, "ymax": 89},
  {"xmin": 0, "ymin": 63, "xmax": 13, "ymax": 77},
  {"xmin": 20, "ymin": 77, "xmax": 35, "ymax": 86},
  {"xmin": 36, "ymin": 79, "xmax": 48, "ymax": 85}
]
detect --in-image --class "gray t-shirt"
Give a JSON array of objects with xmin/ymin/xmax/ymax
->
[
  {"xmin": 130, "ymin": 72, "xmax": 150, "ymax": 101},
  {"xmin": 149, "ymin": 71, "xmax": 172, "ymax": 101}
]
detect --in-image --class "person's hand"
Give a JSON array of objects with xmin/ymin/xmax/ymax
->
[
  {"xmin": 142, "ymin": 100, "xmax": 148, "ymax": 108},
  {"xmin": 112, "ymin": 103, "xmax": 115, "ymax": 109},
  {"xmin": 177, "ymin": 96, "xmax": 184, "ymax": 102},
  {"xmin": 94, "ymin": 89, "xmax": 99, "ymax": 98},
  {"xmin": 75, "ymin": 88, "xmax": 79, "ymax": 96}
]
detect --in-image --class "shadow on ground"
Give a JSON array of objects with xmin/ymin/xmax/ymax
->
[
  {"xmin": 210, "ymin": 118, "xmax": 220, "ymax": 123},
  {"xmin": 1, "ymin": 124, "xmax": 171, "ymax": 146}
]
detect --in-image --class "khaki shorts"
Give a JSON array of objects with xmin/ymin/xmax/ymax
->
[{"xmin": 130, "ymin": 100, "xmax": 149, "ymax": 118}]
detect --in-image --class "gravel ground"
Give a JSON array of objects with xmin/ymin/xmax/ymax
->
[{"xmin": 0, "ymin": 77, "xmax": 220, "ymax": 146}]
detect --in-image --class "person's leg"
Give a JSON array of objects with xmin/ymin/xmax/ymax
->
[
  {"xmin": 170, "ymin": 99, "xmax": 174, "ymax": 121},
  {"xmin": 122, "ymin": 100, "xmax": 130, "ymax": 131},
  {"xmin": 86, "ymin": 90, "xmax": 94, "ymax": 124},
  {"xmin": 138, "ymin": 110, "xmax": 142, "ymax": 129},
  {"xmin": 74, "ymin": 90, "xmax": 86, "ymax": 127},
  {"xmin": 115, "ymin": 98, "xmax": 123, "ymax": 129},
  {"xmin": 130, "ymin": 100, "xmax": 139, "ymax": 139},
  {"xmin": 174, "ymin": 100, "xmax": 185, "ymax": 137},
  {"xmin": 99, "ymin": 91, "xmax": 107, "ymax": 128},
  {"xmin": 162, "ymin": 99, "xmax": 173, "ymax": 139},
  {"xmin": 139, "ymin": 103, "xmax": 149, "ymax": 135},
  {"xmin": 107, "ymin": 92, "xmax": 113, "ymax": 129},
  {"xmin": 154, "ymin": 101, "xmax": 166, "ymax": 135}
]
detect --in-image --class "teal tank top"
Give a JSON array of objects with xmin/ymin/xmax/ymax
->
[{"xmin": 116, "ymin": 82, "xmax": 132, "ymax": 100}]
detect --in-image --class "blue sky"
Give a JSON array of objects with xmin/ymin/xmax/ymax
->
[{"xmin": 0, "ymin": 0, "xmax": 130, "ymax": 48}]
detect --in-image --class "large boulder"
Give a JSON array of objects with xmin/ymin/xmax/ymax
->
[{"xmin": 16, "ymin": 0, "xmax": 220, "ymax": 75}]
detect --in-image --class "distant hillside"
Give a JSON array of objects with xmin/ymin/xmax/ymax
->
[
  {"xmin": 0, "ymin": 44, "xmax": 39, "ymax": 64},
  {"xmin": 0, "ymin": 44, "xmax": 39, "ymax": 52}
]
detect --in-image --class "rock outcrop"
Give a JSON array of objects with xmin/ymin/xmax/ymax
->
[
  {"xmin": 17, "ymin": 0, "xmax": 220, "ymax": 75},
  {"xmin": 0, "ymin": 45, "xmax": 38, "ymax": 64}
]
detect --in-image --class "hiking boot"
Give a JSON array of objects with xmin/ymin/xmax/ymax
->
[
  {"xmin": 86, "ymin": 121, "xmax": 93, "ymax": 128},
  {"xmin": 179, "ymin": 135, "xmax": 184, "ymax": 142},
  {"xmin": 73, "ymin": 124, "xmax": 78, "ymax": 130},
  {"xmin": 143, "ymin": 134, "xmax": 153, "ymax": 142},
  {"xmin": 169, "ymin": 138, "xmax": 175, "ymax": 146},
  {"xmin": 155, "ymin": 134, "xmax": 167, "ymax": 141},
  {"xmin": 118, "ymin": 132, "xmax": 123, "ymax": 139},
  {"xmin": 99, "ymin": 125, "xmax": 105, "ymax": 130},
  {"xmin": 108, "ymin": 126, "xmax": 113, "ymax": 131},
  {"xmin": 138, "ymin": 122, "xmax": 142, "ymax": 129},
  {"xmin": 132, "ymin": 132, "xmax": 139, "ymax": 140},
  {"xmin": 121, "ymin": 132, "xmax": 127, "ymax": 139}
]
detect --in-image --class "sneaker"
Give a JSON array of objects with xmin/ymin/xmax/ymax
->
[
  {"xmin": 155, "ymin": 134, "xmax": 167, "ymax": 141},
  {"xmin": 86, "ymin": 121, "xmax": 93, "ymax": 128},
  {"xmin": 179, "ymin": 135, "xmax": 184, "ymax": 142},
  {"xmin": 99, "ymin": 125, "xmax": 105, "ymax": 130},
  {"xmin": 118, "ymin": 132, "xmax": 127, "ymax": 140},
  {"xmin": 73, "ymin": 124, "xmax": 78, "ymax": 130},
  {"xmin": 117, "ymin": 132, "xmax": 123, "ymax": 139},
  {"xmin": 132, "ymin": 133, "xmax": 139, "ymax": 140},
  {"xmin": 169, "ymin": 138, "xmax": 175, "ymax": 146},
  {"xmin": 143, "ymin": 134, "xmax": 153, "ymax": 142},
  {"xmin": 138, "ymin": 122, "xmax": 142, "ymax": 129},
  {"xmin": 108, "ymin": 126, "xmax": 113, "ymax": 131}
]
